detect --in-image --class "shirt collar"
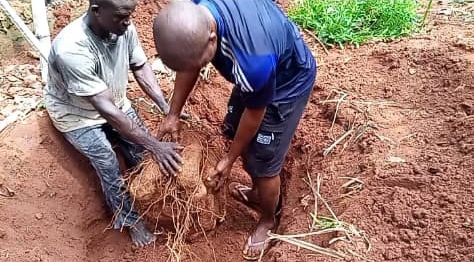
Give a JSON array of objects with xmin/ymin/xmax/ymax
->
[{"xmin": 198, "ymin": 0, "xmax": 224, "ymax": 38}]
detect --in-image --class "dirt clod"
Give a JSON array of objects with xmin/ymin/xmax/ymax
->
[
  {"xmin": 412, "ymin": 209, "xmax": 427, "ymax": 219},
  {"xmin": 35, "ymin": 213, "xmax": 44, "ymax": 220},
  {"xmin": 428, "ymin": 167, "xmax": 441, "ymax": 174},
  {"xmin": 460, "ymin": 101, "xmax": 473, "ymax": 115}
]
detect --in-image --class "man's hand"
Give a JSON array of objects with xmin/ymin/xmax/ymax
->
[
  {"xmin": 149, "ymin": 141, "xmax": 184, "ymax": 177},
  {"xmin": 157, "ymin": 114, "xmax": 181, "ymax": 140},
  {"xmin": 205, "ymin": 155, "xmax": 233, "ymax": 191},
  {"xmin": 87, "ymin": 90, "xmax": 184, "ymax": 176},
  {"xmin": 204, "ymin": 107, "xmax": 267, "ymax": 192}
]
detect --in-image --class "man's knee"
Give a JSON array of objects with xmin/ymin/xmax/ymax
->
[
  {"xmin": 89, "ymin": 145, "xmax": 119, "ymax": 171},
  {"xmin": 63, "ymin": 126, "xmax": 119, "ymax": 171},
  {"xmin": 86, "ymin": 144, "xmax": 122, "ymax": 189}
]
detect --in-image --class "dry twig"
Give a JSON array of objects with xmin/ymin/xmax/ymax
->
[
  {"xmin": 297, "ymin": 169, "xmax": 372, "ymax": 260},
  {"xmin": 268, "ymin": 232, "xmax": 346, "ymax": 260},
  {"xmin": 323, "ymin": 129, "xmax": 353, "ymax": 156},
  {"xmin": 304, "ymin": 29, "xmax": 330, "ymax": 55}
]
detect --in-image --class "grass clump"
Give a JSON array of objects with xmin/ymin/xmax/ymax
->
[{"xmin": 288, "ymin": 0, "xmax": 420, "ymax": 48}]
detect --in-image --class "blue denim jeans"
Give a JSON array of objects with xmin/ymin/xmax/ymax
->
[{"xmin": 63, "ymin": 108, "xmax": 146, "ymax": 229}]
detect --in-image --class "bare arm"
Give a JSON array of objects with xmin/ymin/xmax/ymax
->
[
  {"xmin": 226, "ymin": 107, "xmax": 266, "ymax": 162},
  {"xmin": 168, "ymin": 70, "xmax": 200, "ymax": 118},
  {"xmin": 207, "ymin": 107, "xmax": 266, "ymax": 189},
  {"xmin": 132, "ymin": 62, "xmax": 169, "ymax": 114},
  {"xmin": 157, "ymin": 69, "xmax": 200, "ymax": 139},
  {"xmin": 87, "ymin": 89, "xmax": 182, "ymax": 175}
]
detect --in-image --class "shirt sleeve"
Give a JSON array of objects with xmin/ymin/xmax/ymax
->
[
  {"xmin": 240, "ymin": 70, "xmax": 276, "ymax": 109},
  {"xmin": 235, "ymin": 52, "xmax": 277, "ymax": 108},
  {"xmin": 127, "ymin": 23, "xmax": 148, "ymax": 67},
  {"xmin": 54, "ymin": 51, "xmax": 108, "ymax": 97}
]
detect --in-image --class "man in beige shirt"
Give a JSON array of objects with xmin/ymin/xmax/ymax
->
[{"xmin": 44, "ymin": 0, "xmax": 182, "ymax": 246}]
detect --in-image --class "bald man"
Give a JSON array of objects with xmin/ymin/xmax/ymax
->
[
  {"xmin": 153, "ymin": 0, "xmax": 317, "ymax": 259},
  {"xmin": 44, "ymin": 0, "xmax": 184, "ymax": 246}
]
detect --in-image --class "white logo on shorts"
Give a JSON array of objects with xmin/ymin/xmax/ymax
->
[{"xmin": 256, "ymin": 133, "xmax": 274, "ymax": 145}]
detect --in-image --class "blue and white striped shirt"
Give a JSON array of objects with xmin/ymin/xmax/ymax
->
[{"xmin": 195, "ymin": 0, "xmax": 317, "ymax": 108}]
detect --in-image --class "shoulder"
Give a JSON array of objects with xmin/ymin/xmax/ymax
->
[
  {"xmin": 217, "ymin": 1, "xmax": 288, "ymax": 54},
  {"xmin": 122, "ymin": 23, "xmax": 142, "ymax": 47},
  {"xmin": 51, "ymin": 15, "xmax": 92, "ymax": 59},
  {"xmin": 216, "ymin": 0, "xmax": 286, "ymax": 25},
  {"xmin": 52, "ymin": 15, "xmax": 88, "ymax": 45},
  {"xmin": 52, "ymin": 42, "xmax": 95, "ymax": 72}
]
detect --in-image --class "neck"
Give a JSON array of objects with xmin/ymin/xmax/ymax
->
[{"xmin": 86, "ymin": 12, "xmax": 109, "ymax": 39}]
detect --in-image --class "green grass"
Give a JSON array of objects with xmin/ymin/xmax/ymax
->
[{"xmin": 288, "ymin": 0, "xmax": 420, "ymax": 48}]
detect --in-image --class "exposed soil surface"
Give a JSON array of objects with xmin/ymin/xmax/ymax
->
[{"xmin": 0, "ymin": 1, "xmax": 473, "ymax": 262}]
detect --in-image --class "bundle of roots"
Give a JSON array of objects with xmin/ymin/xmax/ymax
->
[{"xmin": 128, "ymin": 129, "xmax": 226, "ymax": 244}]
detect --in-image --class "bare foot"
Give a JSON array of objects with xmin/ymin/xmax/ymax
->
[
  {"xmin": 129, "ymin": 221, "xmax": 156, "ymax": 247},
  {"xmin": 242, "ymin": 218, "xmax": 276, "ymax": 260}
]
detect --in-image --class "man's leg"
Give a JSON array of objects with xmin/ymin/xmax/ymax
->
[
  {"xmin": 241, "ymin": 91, "xmax": 312, "ymax": 259},
  {"xmin": 222, "ymin": 86, "xmax": 245, "ymax": 140},
  {"xmin": 113, "ymin": 107, "xmax": 159, "ymax": 245},
  {"xmin": 250, "ymin": 174, "xmax": 281, "ymax": 232},
  {"xmin": 63, "ymin": 124, "xmax": 155, "ymax": 246}
]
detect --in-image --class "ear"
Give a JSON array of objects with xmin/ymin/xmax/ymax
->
[{"xmin": 209, "ymin": 31, "xmax": 217, "ymax": 44}]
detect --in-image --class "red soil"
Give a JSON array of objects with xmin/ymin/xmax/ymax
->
[{"xmin": 0, "ymin": 1, "xmax": 472, "ymax": 261}]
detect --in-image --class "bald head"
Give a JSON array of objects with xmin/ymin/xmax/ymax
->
[
  {"xmin": 153, "ymin": 1, "xmax": 217, "ymax": 71},
  {"xmin": 88, "ymin": 0, "xmax": 137, "ymax": 36},
  {"xmin": 89, "ymin": 0, "xmax": 136, "ymax": 7}
]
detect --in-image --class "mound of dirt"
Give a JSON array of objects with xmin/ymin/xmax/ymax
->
[{"xmin": 128, "ymin": 129, "xmax": 225, "ymax": 240}]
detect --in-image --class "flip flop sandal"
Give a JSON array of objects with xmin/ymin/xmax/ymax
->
[
  {"xmin": 229, "ymin": 182, "xmax": 283, "ymax": 217},
  {"xmin": 275, "ymin": 194, "xmax": 283, "ymax": 219},
  {"xmin": 0, "ymin": 183, "xmax": 14, "ymax": 198},
  {"xmin": 229, "ymin": 182, "xmax": 260, "ymax": 211},
  {"xmin": 242, "ymin": 231, "xmax": 273, "ymax": 261}
]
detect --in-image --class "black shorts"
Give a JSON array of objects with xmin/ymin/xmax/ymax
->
[{"xmin": 222, "ymin": 88, "xmax": 312, "ymax": 178}]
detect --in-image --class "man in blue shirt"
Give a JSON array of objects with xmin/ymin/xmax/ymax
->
[{"xmin": 153, "ymin": 0, "xmax": 316, "ymax": 259}]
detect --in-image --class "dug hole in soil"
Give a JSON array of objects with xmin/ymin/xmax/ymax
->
[{"xmin": 0, "ymin": 0, "xmax": 473, "ymax": 262}]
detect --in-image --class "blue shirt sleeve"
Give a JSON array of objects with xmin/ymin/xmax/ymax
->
[
  {"xmin": 235, "ymin": 52, "xmax": 277, "ymax": 108},
  {"xmin": 240, "ymin": 70, "xmax": 275, "ymax": 109}
]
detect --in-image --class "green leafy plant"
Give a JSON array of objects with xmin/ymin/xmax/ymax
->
[{"xmin": 289, "ymin": 0, "xmax": 420, "ymax": 48}]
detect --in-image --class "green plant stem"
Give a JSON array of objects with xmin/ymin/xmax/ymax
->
[{"xmin": 421, "ymin": 0, "xmax": 434, "ymax": 27}]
